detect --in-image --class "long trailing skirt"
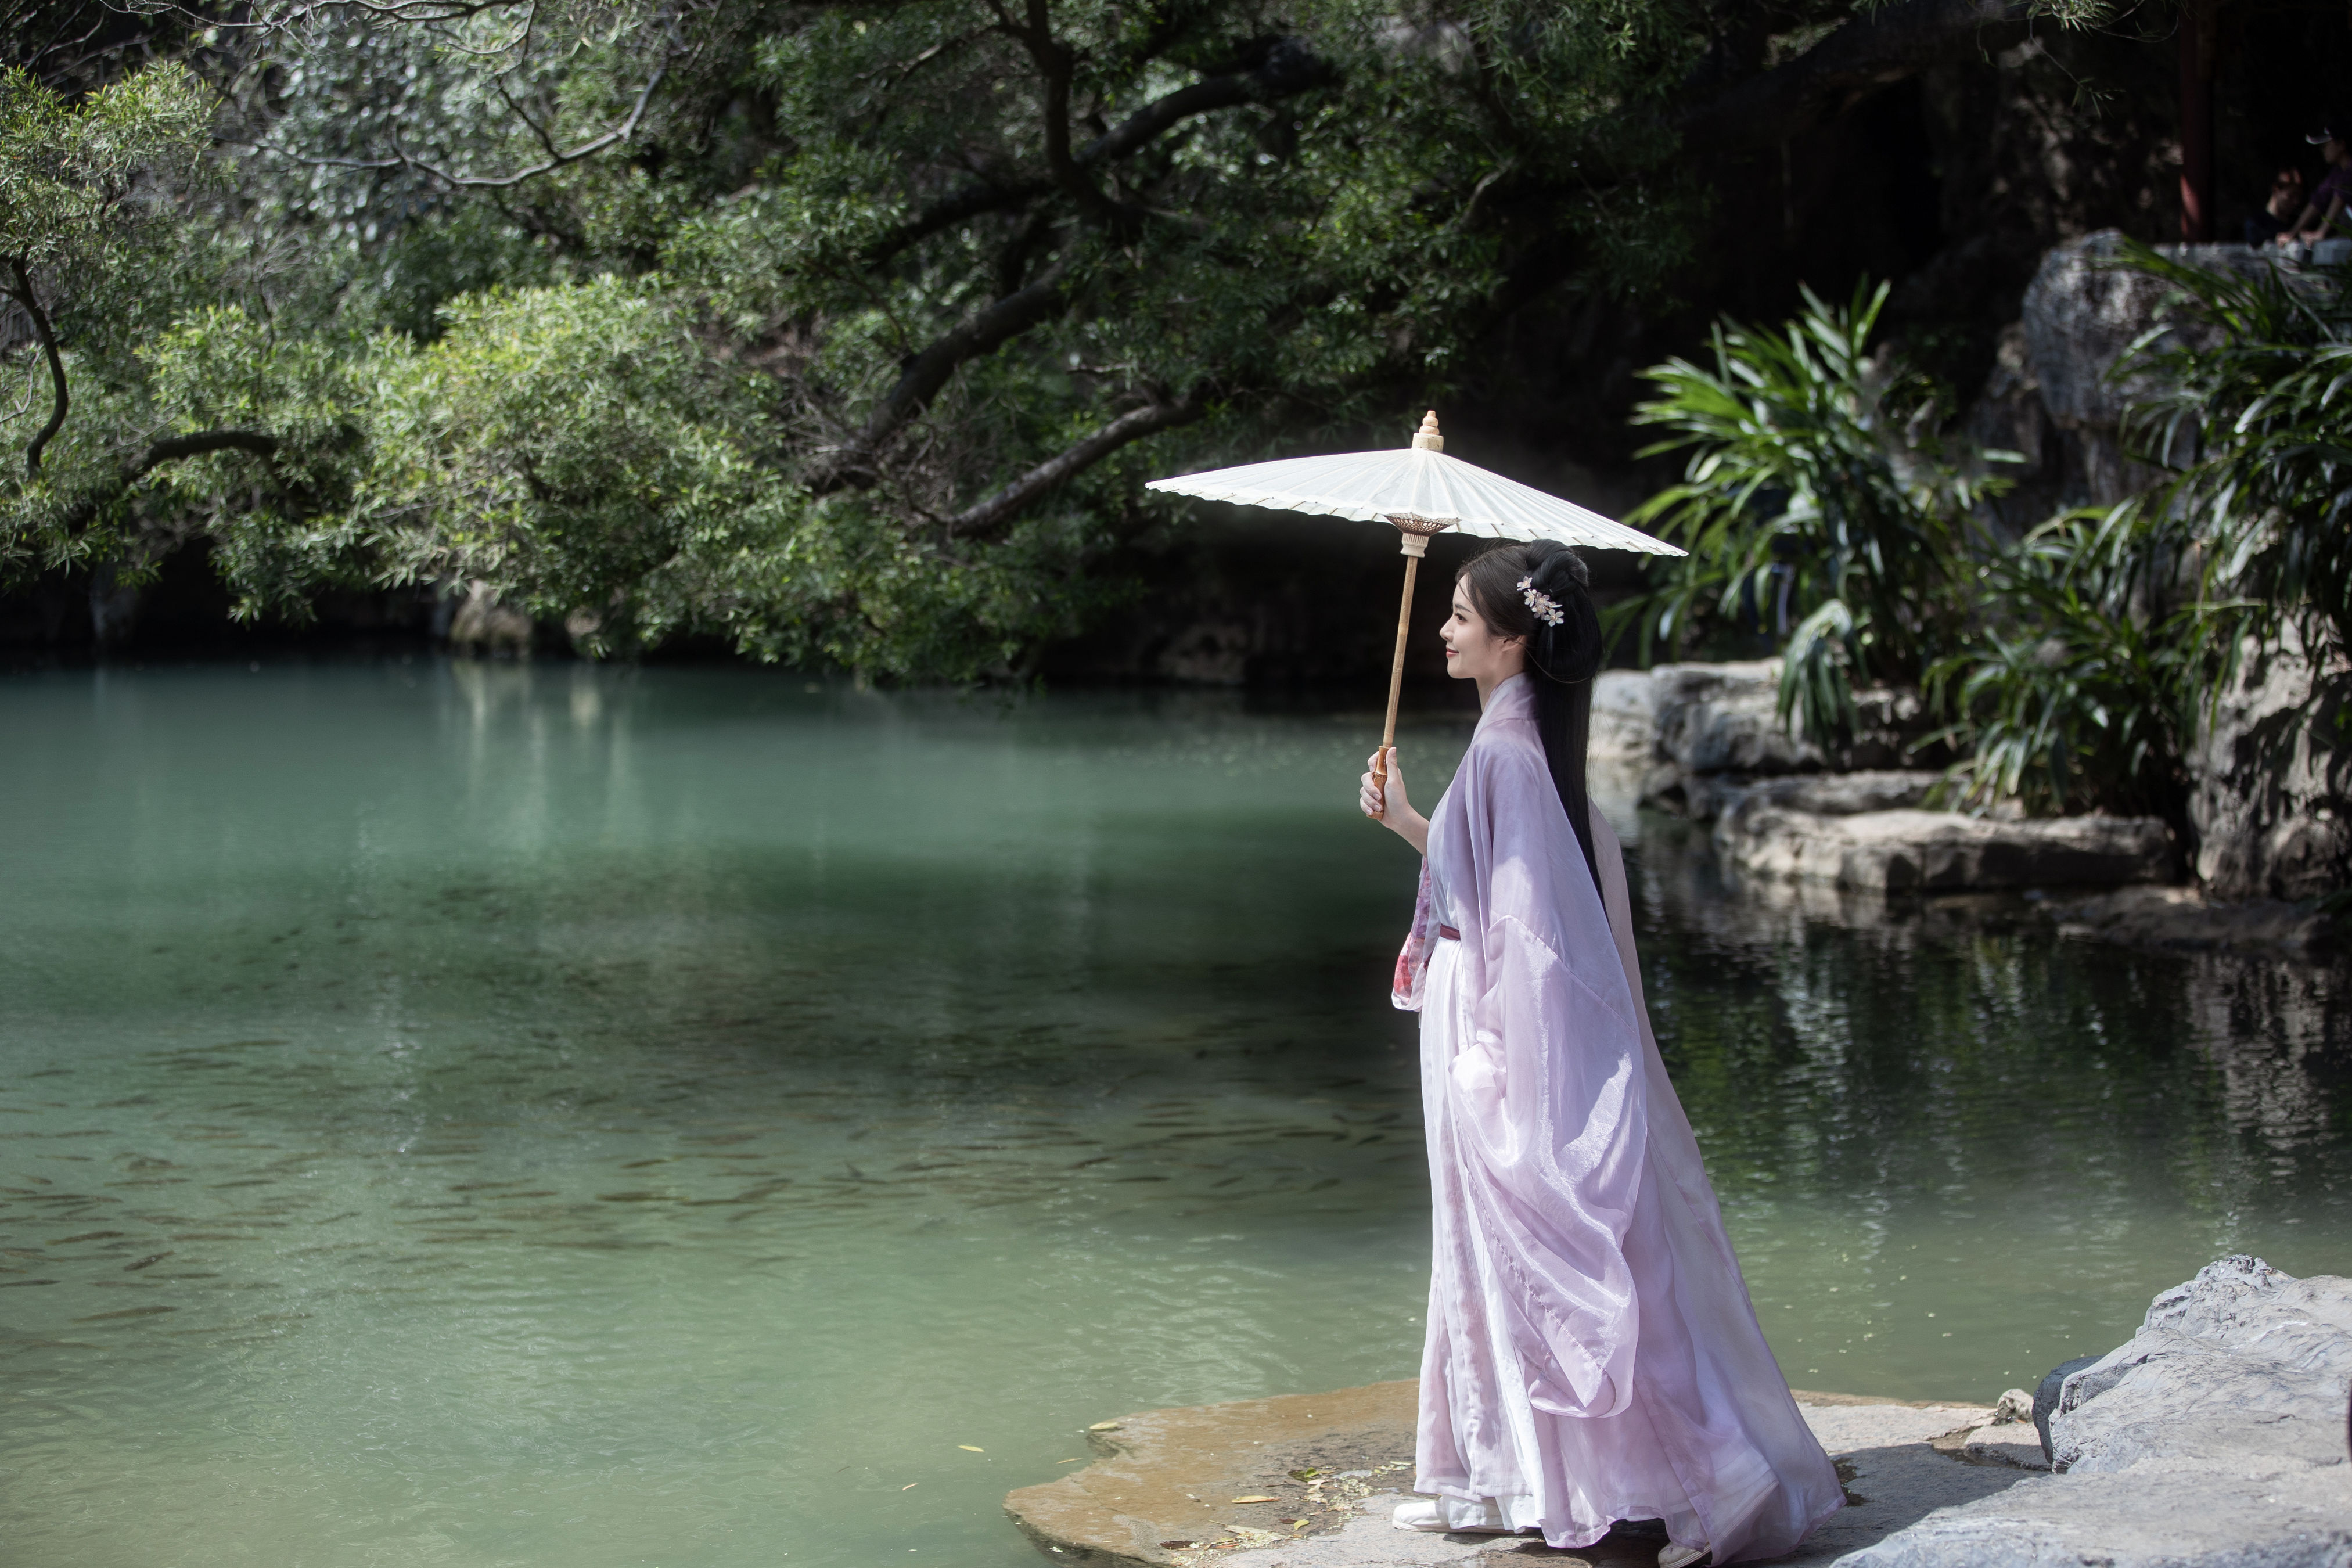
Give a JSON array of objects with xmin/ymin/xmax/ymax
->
[{"xmin": 1412, "ymin": 929, "xmax": 1840, "ymax": 1560}]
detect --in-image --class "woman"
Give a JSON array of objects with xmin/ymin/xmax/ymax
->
[{"xmin": 1357, "ymin": 541, "xmax": 1843, "ymax": 1567}]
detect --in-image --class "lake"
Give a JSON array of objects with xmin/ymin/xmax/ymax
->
[{"xmin": 2, "ymin": 660, "xmax": 2345, "ymax": 1567}]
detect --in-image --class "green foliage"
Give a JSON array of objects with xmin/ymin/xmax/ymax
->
[
  {"xmin": 1622, "ymin": 282, "xmax": 2013, "ymax": 743},
  {"xmin": 1927, "ymin": 515, "xmax": 2192, "ymax": 817},
  {"xmin": 1922, "ymin": 239, "xmax": 2352, "ymax": 818},
  {"xmin": 0, "ymin": 60, "xmax": 208, "ymax": 268},
  {"xmin": 2116, "ymin": 240, "xmax": 2352, "ymax": 704},
  {"xmin": 5, "ymin": 0, "xmax": 1766, "ymax": 675},
  {"xmin": 10, "ymin": 0, "xmax": 2078, "ymax": 678},
  {"xmin": 128, "ymin": 276, "xmax": 1125, "ymax": 677},
  {"xmin": 1921, "ymin": 240, "xmax": 2352, "ymax": 821}
]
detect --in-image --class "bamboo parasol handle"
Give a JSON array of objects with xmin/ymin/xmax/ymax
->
[{"xmin": 1371, "ymin": 530, "xmax": 1434, "ymax": 812}]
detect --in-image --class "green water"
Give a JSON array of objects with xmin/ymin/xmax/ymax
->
[{"xmin": 1, "ymin": 661, "xmax": 2346, "ymax": 1568}]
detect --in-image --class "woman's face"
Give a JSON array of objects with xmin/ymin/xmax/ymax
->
[{"xmin": 1441, "ymin": 581, "xmax": 1526, "ymax": 686}]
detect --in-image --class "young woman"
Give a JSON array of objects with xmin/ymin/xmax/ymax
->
[{"xmin": 1357, "ymin": 541, "xmax": 1843, "ymax": 1567}]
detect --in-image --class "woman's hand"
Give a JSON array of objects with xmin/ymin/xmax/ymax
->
[{"xmin": 1360, "ymin": 747, "xmax": 1430, "ymax": 854}]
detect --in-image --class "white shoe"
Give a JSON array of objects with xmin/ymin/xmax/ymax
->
[
  {"xmin": 1391, "ymin": 1499, "xmax": 1446, "ymax": 1533},
  {"xmin": 1659, "ymin": 1545, "xmax": 1711, "ymax": 1568},
  {"xmin": 1389, "ymin": 1497, "xmax": 1523, "ymax": 1535},
  {"xmin": 1383, "ymin": 1495, "xmax": 1533, "ymax": 1533}
]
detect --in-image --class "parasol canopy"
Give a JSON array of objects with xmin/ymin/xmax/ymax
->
[
  {"xmin": 1146, "ymin": 412, "xmax": 1682, "ymax": 810},
  {"xmin": 1145, "ymin": 419, "xmax": 1686, "ymax": 556}
]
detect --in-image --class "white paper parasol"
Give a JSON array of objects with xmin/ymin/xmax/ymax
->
[{"xmin": 1146, "ymin": 412, "xmax": 1685, "ymax": 803}]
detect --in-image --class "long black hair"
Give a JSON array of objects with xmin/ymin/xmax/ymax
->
[{"xmin": 1456, "ymin": 540, "xmax": 1607, "ymax": 893}]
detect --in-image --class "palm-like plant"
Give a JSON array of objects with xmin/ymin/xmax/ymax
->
[
  {"xmin": 1623, "ymin": 281, "xmax": 2012, "ymax": 744},
  {"xmin": 2117, "ymin": 240, "xmax": 2352, "ymax": 713},
  {"xmin": 1928, "ymin": 515, "xmax": 2195, "ymax": 820}
]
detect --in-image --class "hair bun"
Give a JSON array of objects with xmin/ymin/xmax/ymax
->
[
  {"xmin": 1522, "ymin": 538, "xmax": 1589, "ymax": 590},
  {"xmin": 1518, "ymin": 541, "xmax": 1600, "ymax": 685}
]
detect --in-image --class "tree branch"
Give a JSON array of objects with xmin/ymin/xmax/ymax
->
[
  {"xmin": 1012, "ymin": 0, "xmax": 1133, "ymax": 229},
  {"xmin": 860, "ymin": 39, "xmax": 1330, "ymax": 268},
  {"xmin": 865, "ymin": 176, "xmax": 1052, "ymax": 268},
  {"xmin": 950, "ymin": 391, "xmax": 1206, "ymax": 537},
  {"xmin": 3, "ymin": 258, "xmax": 69, "ymax": 477},
  {"xmin": 45, "ymin": 429, "xmax": 282, "ymax": 541},
  {"xmin": 244, "ymin": 28, "xmax": 672, "ymax": 191},
  {"xmin": 135, "ymin": 429, "xmax": 281, "ymax": 474},
  {"xmin": 812, "ymin": 257, "xmax": 1074, "ymax": 493},
  {"xmin": 1675, "ymin": 0, "xmax": 2034, "ymax": 153}
]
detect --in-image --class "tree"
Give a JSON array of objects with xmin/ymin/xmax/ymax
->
[
  {"xmin": 4, "ymin": 0, "xmax": 2054, "ymax": 672},
  {"xmin": 1, "ymin": 61, "xmax": 209, "ymax": 473}
]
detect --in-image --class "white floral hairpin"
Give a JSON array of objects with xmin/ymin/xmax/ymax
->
[{"xmin": 1517, "ymin": 576, "xmax": 1566, "ymax": 627}]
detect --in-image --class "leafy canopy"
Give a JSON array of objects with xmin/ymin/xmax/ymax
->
[{"xmin": 0, "ymin": 0, "xmax": 1761, "ymax": 672}]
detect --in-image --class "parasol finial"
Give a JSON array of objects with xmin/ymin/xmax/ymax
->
[{"xmin": 1411, "ymin": 411, "xmax": 1443, "ymax": 452}]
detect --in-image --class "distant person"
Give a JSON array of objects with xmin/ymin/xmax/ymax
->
[
  {"xmin": 1359, "ymin": 542, "xmax": 1845, "ymax": 1567},
  {"xmin": 2279, "ymin": 120, "xmax": 2352, "ymax": 246},
  {"xmin": 2248, "ymin": 167, "xmax": 2307, "ymax": 246}
]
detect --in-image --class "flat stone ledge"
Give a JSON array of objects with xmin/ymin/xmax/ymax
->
[
  {"xmin": 2033, "ymin": 884, "xmax": 2333, "ymax": 954},
  {"xmin": 1004, "ymin": 1381, "xmax": 1420, "ymax": 1568},
  {"xmin": 1004, "ymin": 1387, "xmax": 2037, "ymax": 1568},
  {"xmin": 1716, "ymin": 804, "xmax": 2178, "ymax": 893},
  {"xmin": 1008, "ymin": 1263, "xmax": 2352, "ymax": 1567}
]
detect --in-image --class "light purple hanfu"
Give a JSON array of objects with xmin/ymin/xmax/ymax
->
[{"xmin": 1391, "ymin": 674, "xmax": 1843, "ymax": 1563}]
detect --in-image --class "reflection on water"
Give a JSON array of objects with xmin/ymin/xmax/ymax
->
[
  {"xmin": 1632, "ymin": 815, "xmax": 2352, "ymax": 1394},
  {"xmin": 0, "ymin": 661, "xmax": 2344, "ymax": 1568}
]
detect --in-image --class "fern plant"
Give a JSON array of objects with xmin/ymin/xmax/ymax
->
[{"xmin": 1621, "ymin": 280, "xmax": 2014, "ymax": 746}]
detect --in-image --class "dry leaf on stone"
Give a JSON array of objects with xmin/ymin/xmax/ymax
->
[
  {"xmin": 1088, "ymin": 1420, "xmax": 1120, "ymax": 1431},
  {"xmin": 1229, "ymin": 1495, "xmax": 1277, "ymax": 1504}
]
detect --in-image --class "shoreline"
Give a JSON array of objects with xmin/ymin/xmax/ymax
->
[{"xmin": 1004, "ymin": 1379, "xmax": 2041, "ymax": 1568}]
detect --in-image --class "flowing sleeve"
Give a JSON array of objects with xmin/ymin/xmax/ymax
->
[
  {"xmin": 1390, "ymin": 861, "xmax": 1436, "ymax": 1012},
  {"xmin": 1441, "ymin": 740, "xmax": 1652, "ymax": 1419}
]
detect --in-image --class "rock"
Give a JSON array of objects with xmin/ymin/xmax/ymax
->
[
  {"xmin": 2034, "ymin": 884, "xmax": 2332, "ymax": 955},
  {"xmin": 1590, "ymin": 668, "xmax": 1657, "ymax": 759},
  {"xmin": 1008, "ymin": 1386, "xmax": 2052, "ymax": 1568},
  {"xmin": 1002, "ymin": 1381, "xmax": 1419, "ymax": 1568},
  {"xmin": 2050, "ymin": 1255, "xmax": 2352, "ymax": 1475},
  {"xmin": 448, "ymin": 580, "xmax": 535, "ymax": 656},
  {"xmin": 2023, "ymin": 235, "xmax": 2282, "ymax": 433},
  {"xmin": 1838, "ymin": 1257, "xmax": 2352, "ymax": 1568},
  {"xmin": 2031, "ymin": 1355, "xmax": 2102, "ymax": 1463},
  {"xmin": 1702, "ymin": 770, "xmax": 1944, "ymax": 823},
  {"xmin": 1589, "ymin": 668, "xmax": 1661, "ymax": 788},
  {"xmin": 2006, "ymin": 236, "xmax": 2348, "ymax": 908},
  {"xmin": 2188, "ymin": 629, "xmax": 2352, "ymax": 903},
  {"xmin": 1155, "ymin": 620, "xmax": 1254, "ymax": 685},
  {"xmin": 1649, "ymin": 660, "xmax": 1822, "ymax": 778},
  {"xmin": 1616, "ymin": 666, "xmax": 1950, "ymax": 819},
  {"xmin": 1714, "ymin": 804, "xmax": 2178, "ymax": 892}
]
